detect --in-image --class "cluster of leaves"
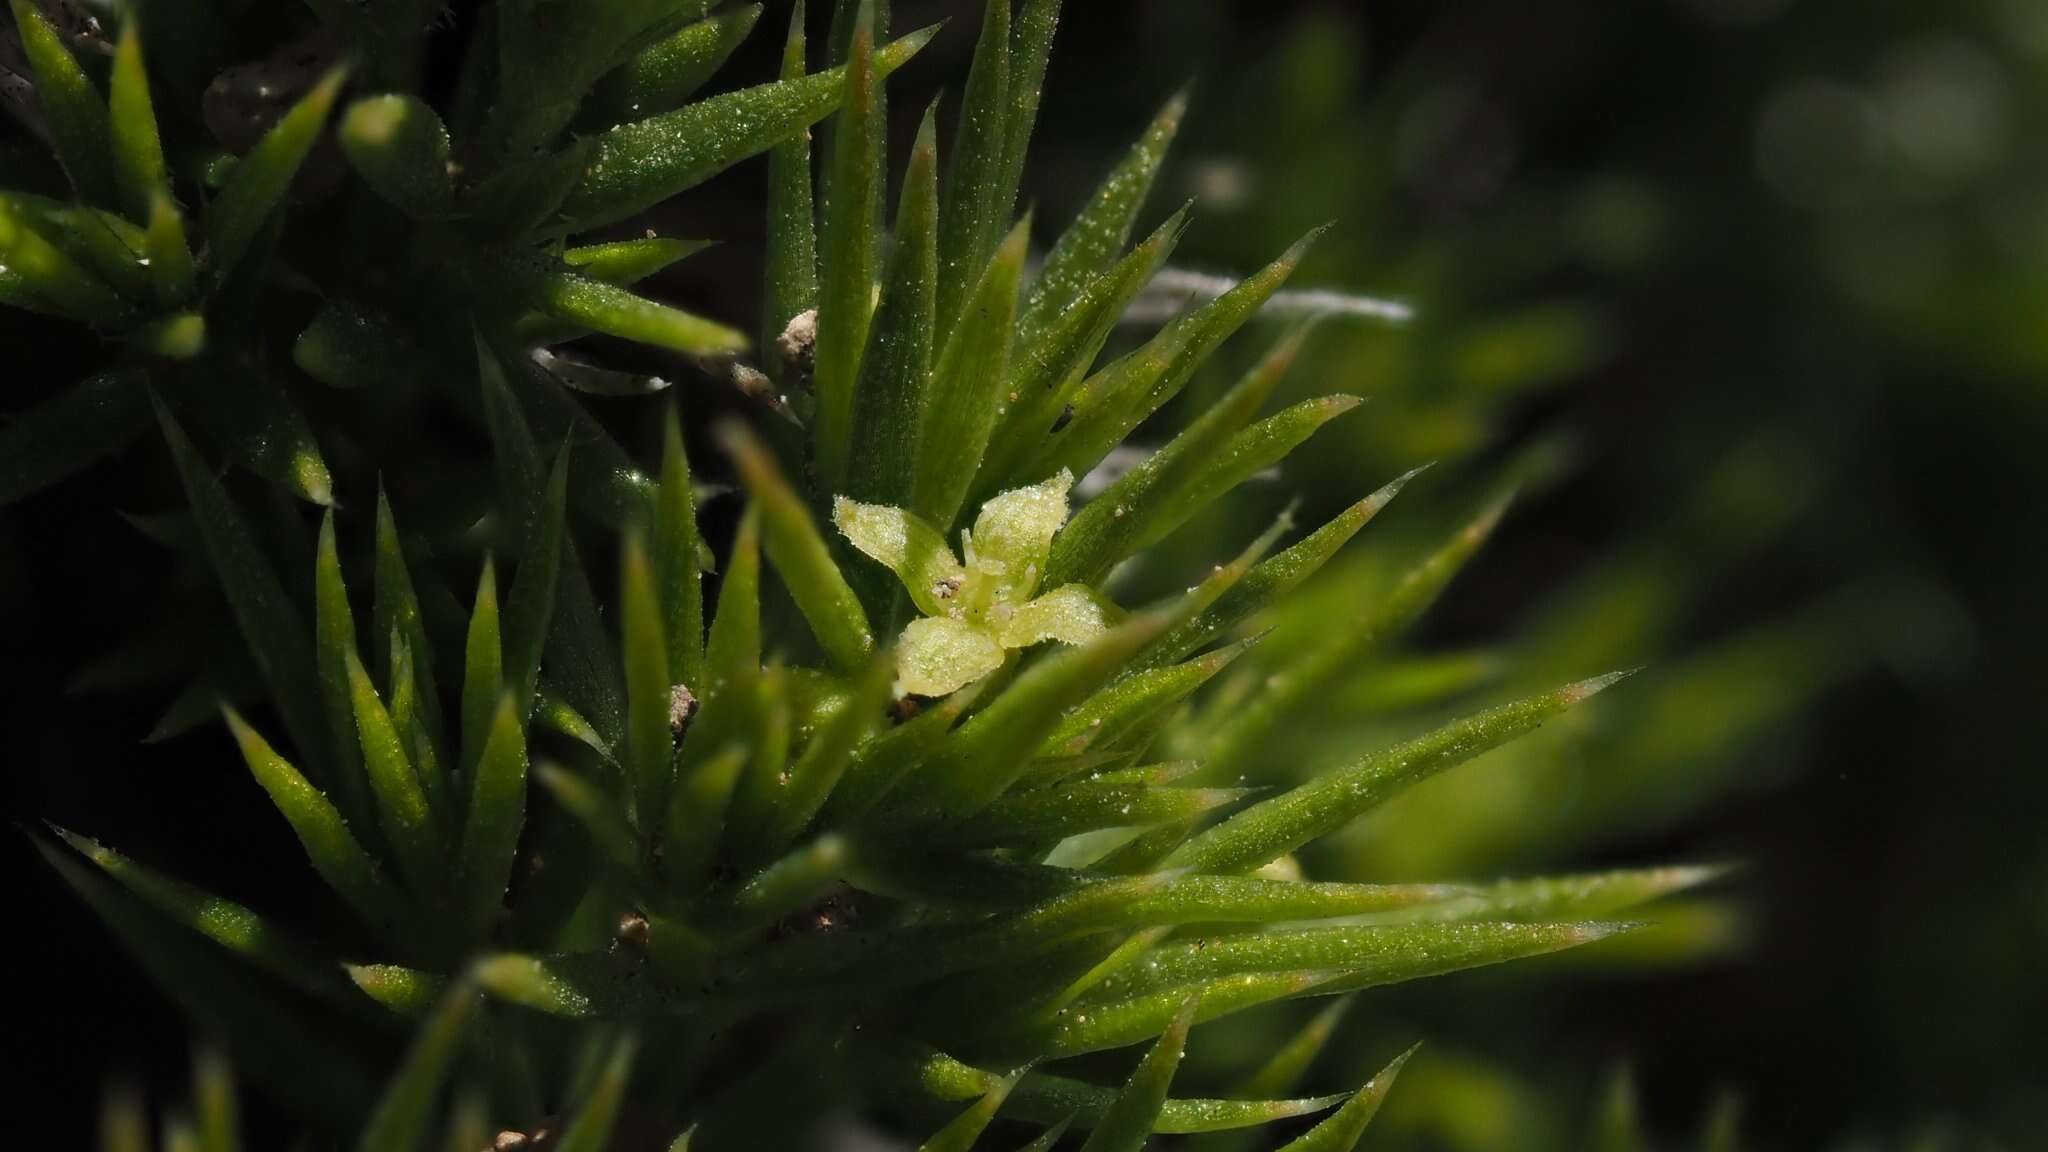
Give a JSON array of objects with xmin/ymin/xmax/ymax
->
[{"xmin": 6, "ymin": 1, "xmax": 1734, "ymax": 1148}]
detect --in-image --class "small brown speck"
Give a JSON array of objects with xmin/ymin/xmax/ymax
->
[{"xmin": 617, "ymin": 912, "xmax": 650, "ymax": 949}]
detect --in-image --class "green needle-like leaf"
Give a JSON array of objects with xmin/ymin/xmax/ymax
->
[
  {"xmin": 345, "ymin": 647, "xmax": 441, "ymax": 902},
  {"xmin": 37, "ymin": 826, "xmax": 379, "ymax": 1131},
  {"xmin": 705, "ymin": 504, "xmax": 763, "ymax": 692},
  {"xmin": 976, "ymin": 207, "xmax": 1190, "ymax": 497},
  {"xmin": 1232, "ymin": 996, "xmax": 1355, "ymax": 1101},
  {"xmin": 813, "ymin": 0, "xmax": 884, "ymax": 490},
  {"xmin": 508, "ymin": 260, "xmax": 747, "ymax": 354},
  {"xmin": 109, "ymin": 19, "xmax": 170, "ymax": 221},
  {"xmin": 457, "ymin": 696, "xmax": 528, "ymax": 941},
  {"xmin": 535, "ymin": 762, "xmax": 643, "ymax": 880},
  {"xmin": 1168, "ymin": 393, "xmax": 1362, "ymax": 525},
  {"xmin": 1075, "ymin": 997, "xmax": 1197, "ymax": 1152},
  {"xmin": 622, "ymin": 532, "xmax": 675, "ymax": 828},
  {"xmin": 761, "ymin": 0, "xmax": 819, "ymax": 368},
  {"xmin": 1046, "ymin": 640, "xmax": 1251, "ymax": 755},
  {"xmin": 942, "ymin": 784, "xmax": 1247, "ymax": 849},
  {"xmin": 1011, "ymin": 1119, "xmax": 1071, "ymax": 1152},
  {"xmin": 664, "ymin": 745, "xmax": 747, "ymax": 898},
  {"xmin": 553, "ymin": 1034, "xmax": 638, "ymax": 1152},
  {"xmin": 935, "ymin": 0, "xmax": 1011, "ymax": 343},
  {"xmin": 722, "ymin": 422, "xmax": 874, "ymax": 670},
  {"xmin": 565, "ymin": 236, "xmax": 711, "ymax": 284},
  {"xmin": 1171, "ymin": 673, "xmax": 1633, "ymax": 873},
  {"xmin": 502, "ymin": 447, "xmax": 570, "ymax": 718},
  {"xmin": 472, "ymin": 952, "xmax": 652, "ymax": 1018},
  {"xmin": 760, "ymin": 651, "xmax": 893, "ymax": 853},
  {"xmin": 160, "ymin": 404, "xmax": 328, "ymax": 770},
  {"xmin": 478, "ymin": 345, "xmax": 628, "ymax": 737},
  {"xmin": 1274, "ymin": 1044, "xmax": 1415, "ymax": 1152},
  {"xmin": 1135, "ymin": 468, "xmax": 1422, "ymax": 673},
  {"xmin": 354, "ymin": 983, "xmax": 479, "ymax": 1152},
  {"xmin": 1378, "ymin": 865, "xmax": 1728, "ymax": 924},
  {"xmin": 1046, "ymin": 324, "xmax": 1322, "ymax": 586},
  {"xmin": 315, "ymin": 512, "xmax": 375, "ymax": 832},
  {"xmin": 207, "ymin": 67, "xmax": 346, "ymax": 280},
  {"xmin": 0, "ymin": 198, "xmax": 135, "ymax": 325},
  {"xmin": 821, "ymin": 682, "xmax": 976, "ymax": 823},
  {"xmin": 339, "ymin": 94, "xmax": 455, "ymax": 219},
  {"xmin": 47, "ymin": 827, "xmax": 359, "ymax": 1004},
  {"xmin": 387, "ymin": 640, "xmax": 443, "ymax": 822},
  {"xmin": 996, "ymin": 0, "xmax": 1061, "ymax": 223},
  {"xmin": 1017, "ymin": 89, "xmax": 1186, "ymax": 347},
  {"xmin": 223, "ymin": 707, "xmax": 401, "ymax": 931},
  {"xmin": 920, "ymin": 1065, "xmax": 1029, "ymax": 1152},
  {"xmin": 9, "ymin": 0, "xmax": 117, "ymax": 206},
  {"xmin": 461, "ymin": 558, "xmax": 504, "ymax": 771},
  {"xmin": 145, "ymin": 191, "xmax": 196, "ymax": 304},
  {"xmin": 711, "ymin": 834, "xmax": 850, "ymax": 932},
  {"xmin": 588, "ymin": 4, "xmax": 764, "ymax": 126},
  {"xmin": 1033, "ymin": 227, "xmax": 1325, "ymax": 484},
  {"xmin": 373, "ymin": 491, "xmax": 448, "ymax": 775},
  {"xmin": 914, "ymin": 217, "xmax": 1028, "ymax": 527},
  {"xmin": 1200, "ymin": 485, "xmax": 1513, "ymax": 773},
  {"xmin": 1074, "ymin": 922, "xmax": 1627, "ymax": 1035},
  {"xmin": 655, "ymin": 405, "xmax": 707, "ymax": 691},
  {"xmin": 0, "ymin": 369, "xmax": 150, "ymax": 505},
  {"xmin": 2, "ymin": 195, "xmax": 153, "ymax": 301},
  {"xmin": 557, "ymin": 22, "xmax": 937, "ymax": 232},
  {"xmin": 1101, "ymin": 873, "xmax": 1460, "ymax": 928},
  {"xmin": 847, "ymin": 101, "xmax": 939, "ymax": 508},
  {"xmin": 898, "ymin": 1046, "xmax": 1343, "ymax": 1134}
]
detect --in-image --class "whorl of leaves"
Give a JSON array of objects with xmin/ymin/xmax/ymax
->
[{"xmin": 5, "ymin": 1, "xmax": 1718, "ymax": 1148}]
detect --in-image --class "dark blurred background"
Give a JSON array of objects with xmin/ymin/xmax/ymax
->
[{"xmin": 8, "ymin": 0, "xmax": 2045, "ymax": 1146}]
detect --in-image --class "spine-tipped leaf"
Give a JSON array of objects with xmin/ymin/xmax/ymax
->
[
  {"xmin": 9, "ymin": 0, "xmax": 117, "ymax": 205},
  {"xmin": 558, "ymin": 23, "xmax": 937, "ymax": 232},
  {"xmin": 206, "ymin": 68, "xmax": 347, "ymax": 280},
  {"xmin": 621, "ymin": 532, "xmax": 676, "ymax": 829},
  {"xmin": 108, "ymin": 18, "xmax": 170, "ymax": 220},
  {"xmin": 1017, "ymin": 89, "xmax": 1185, "ymax": 346},
  {"xmin": 1170, "ymin": 673, "xmax": 1633, "ymax": 873},
  {"xmin": 935, "ymin": 0, "xmax": 1012, "ymax": 342},
  {"xmin": 1075, "ymin": 998, "xmax": 1197, "ymax": 1152},
  {"xmin": 159, "ymin": 404, "xmax": 328, "ymax": 771},
  {"xmin": 722, "ymin": 422, "xmax": 874, "ymax": 670},
  {"xmin": 224, "ymin": 708, "xmax": 401, "ymax": 931},
  {"xmin": 847, "ymin": 102, "xmax": 939, "ymax": 508},
  {"xmin": 457, "ymin": 697, "xmax": 528, "ymax": 940},
  {"xmin": 812, "ymin": 0, "xmax": 884, "ymax": 489},
  {"xmin": 914, "ymin": 218, "xmax": 1028, "ymax": 527},
  {"xmin": 762, "ymin": 0, "xmax": 819, "ymax": 367},
  {"xmin": 1273, "ymin": 1045, "xmax": 1415, "ymax": 1152},
  {"xmin": 353, "ymin": 984, "xmax": 479, "ymax": 1152}
]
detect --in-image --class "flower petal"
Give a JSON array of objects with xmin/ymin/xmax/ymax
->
[
  {"xmin": 969, "ymin": 468, "xmax": 1073, "ymax": 599},
  {"xmin": 834, "ymin": 496, "xmax": 966, "ymax": 615},
  {"xmin": 996, "ymin": 584, "xmax": 1120, "ymax": 648},
  {"xmin": 898, "ymin": 617, "xmax": 1007, "ymax": 697}
]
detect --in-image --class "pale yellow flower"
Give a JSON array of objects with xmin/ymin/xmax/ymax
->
[{"xmin": 834, "ymin": 470, "xmax": 1120, "ymax": 696}]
